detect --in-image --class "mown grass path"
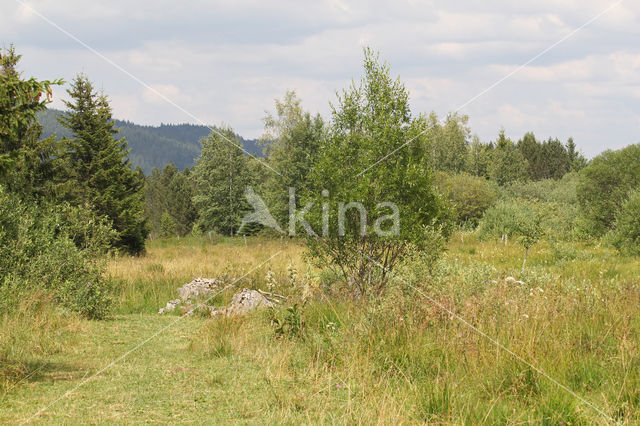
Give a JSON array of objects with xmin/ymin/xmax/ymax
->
[{"xmin": 1, "ymin": 314, "xmax": 267, "ymax": 424}]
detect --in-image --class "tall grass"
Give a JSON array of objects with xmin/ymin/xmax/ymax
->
[
  {"xmin": 179, "ymin": 233, "xmax": 640, "ymax": 423},
  {"xmin": 107, "ymin": 235, "xmax": 305, "ymax": 313},
  {"xmin": 4, "ymin": 233, "xmax": 637, "ymax": 423},
  {"xmin": 0, "ymin": 292, "xmax": 83, "ymax": 397}
]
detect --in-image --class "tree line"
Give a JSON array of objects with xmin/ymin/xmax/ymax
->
[
  {"xmin": 145, "ymin": 68, "xmax": 589, "ymax": 241},
  {"xmin": 3, "ymin": 44, "xmax": 639, "ymax": 312}
]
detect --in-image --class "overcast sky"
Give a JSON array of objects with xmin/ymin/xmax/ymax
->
[{"xmin": 3, "ymin": 0, "xmax": 639, "ymax": 157}]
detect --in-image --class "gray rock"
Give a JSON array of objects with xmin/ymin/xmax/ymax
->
[
  {"xmin": 177, "ymin": 277, "xmax": 221, "ymax": 301},
  {"xmin": 158, "ymin": 298, "xmax": 182, "ymax": 314},
  {"xmin": 213, "ymin": 288, "xmax": 274, "ymax": 317}
]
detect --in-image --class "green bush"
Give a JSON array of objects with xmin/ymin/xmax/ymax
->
[
  {"xmin": 436, "ymin": 172, "xmax": 497, "ymax": 226},
  {"xmin": 478, "ymin": 198, "xmax": 580, "ymax": 242},
  {"xmin": 501, "ymin": 173, "xmax": 579, "ymax": 204},
  {"xmin": 477, "ymin": 199, "xmax": 535, "ymax": 240},
  {"xmin": 0, "ymin": 186, "xmax": 113, "ymax": 318},
  {"xmin": 609, "ymin": 189, "xmax": 640, "ymax": 256},
  {"xmin": 577, "ymin": 144, "xmax": 640, "ymax": 236}
]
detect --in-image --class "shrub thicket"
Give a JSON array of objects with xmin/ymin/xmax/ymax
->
[
  {"xmin": 609, "ymin": 189, "xmax": 640, "ymax": 256},
  {"xmin": 0, "ymin": 187, "xmax": 113, "ymax": 319},
  {"xmin": 436, "ymin": 172, "xmax": 497, "ymax": 227}
]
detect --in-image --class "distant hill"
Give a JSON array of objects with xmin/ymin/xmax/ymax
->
[{"xmin": 37, "ymin": 109, "xmax": 262, "ymax": 175}]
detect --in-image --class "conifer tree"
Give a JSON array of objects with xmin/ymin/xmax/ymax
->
[
  {"xmin": 0, "ymin": 45, "xmax": 63, "ymax": 196},
  {"xmin": 145, "ymin": 163, "xmax": 197, "ymax": 237},
  {"xmin": 59, "ymin": 74, "xmax": 148, "ymax": 254},
  {"xmin": 489, "ymin": 130, "xmax": 528, "ymax": 185}
]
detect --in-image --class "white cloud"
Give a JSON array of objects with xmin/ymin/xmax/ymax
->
[
  {"xmin": 1, "ymin": 0, "xmax": 638, "ymax": 156},
  {"xmin": 142, "ymin": 84, "xmax": 183, "ymax": 105}
]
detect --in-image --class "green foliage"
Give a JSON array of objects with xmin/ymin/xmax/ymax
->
[
  {"xmin": 501, "ymin": 172, "xmax": 579, "ymax": 204},
  {"xmin": 305, "ymin": 48, "xmax": 450, "ymax": 296},
  {"xmin": 467, "ymin": 136, "xmax": 493, "ymax": 178},
  {"xmin": 145, "ymin": 163, "xmax": 197, "ymax": 237},
  {"xmin": 429, "ymin": 112, "xmax": 471, "ymax": 173},
  {"xmin": 0, "ymin": 46, "xmax": 64, "ymax": 194},
  {"xmin": 0, "ymin": 187, "xmax": 112, "ymax": 318},
  {"xmin": 497, "ymin": 174, "xmax": 584, "ymax": 241},
  {"xmin": 577, "ymin": 144, "xmax": 640, "ymax": 236},
  {"xmin": 609, "ymin": 189, "xmax": 640, "ymax": 255},
  {"xmin": 58, "ymin": 75, "xmax": 149, "ymax": 255},
  {"xmin": 517, "ymin": 132, "xmax": 573, "ymax": 181},
  {"xmin": 566, "ymin": 137, "xmax": 587, "ymax": 172},
  {"xmin": 477, "ymin": 199, "xmax": 540, "ymax": 240},
  {"xmin": 259, "ymin": 90, "xmax": 324, "ymax": 226},
  {"xmin": 271, "ymin": 304, "xmax": 305, "ymax": 339},
  {"xmin": 436, "ymin": 172, "xmax": 497, "ymax": 226},
  {"xmin": 192, "ymin": 127, "xmax": 250, "ymax": 236},
  {"xmin": 160, "ymin": 211, "xmax": 177, "ymax": 238},
  {"xmin": 488, "ymin": 130, "xmax": 528, "ymax": 185}
]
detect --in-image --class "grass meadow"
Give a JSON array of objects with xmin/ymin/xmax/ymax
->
[{"xmin": 1, "ymin": 234, "xmax": 639, "ymax": 424}]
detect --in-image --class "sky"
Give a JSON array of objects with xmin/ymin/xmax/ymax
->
[{"xmin": 2, "ymin": 0, "xmax": 639, "ymax": 157}]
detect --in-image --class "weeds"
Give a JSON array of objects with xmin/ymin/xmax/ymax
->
[{"xmin": 2, "ymin": 235, "xmax": 639, "ymax": 423}]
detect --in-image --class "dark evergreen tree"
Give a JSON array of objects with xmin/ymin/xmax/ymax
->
[
  {"xmin": 145, "ymin": 163, "xmax": 198, "ymax": 237},
  {"xmin": 0, "ymin": 46, "xmax": 64, "ymax": 197},
  {"xmin": 59, "ymin": 75, "xmax": 149, "ymax": 255},
  {"xmin": 489, "ymin": 130, "xmax": 528, "ymax": 185},
  {"xmin": 540, "ymin": 137, "xmax": 569, "ymax": 180},
  {"xmin": 517, "ymin": 132, "xmax": 542, "ymax": 180},
  {"xmin": 566, "ymin": 137, "xmax": 587, "ymax": 172},
  {"xmin": 518, "ymin": 133, "xmax": 571, "ymax": 180}
]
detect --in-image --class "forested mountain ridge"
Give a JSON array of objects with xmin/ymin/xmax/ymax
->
[{"xmin": 37, "ymin": 108, "xmax": 262, "ymax": 174}]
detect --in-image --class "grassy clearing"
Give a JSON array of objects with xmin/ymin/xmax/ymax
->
[
  {"xmin": 1, "ymin": 234, "xmax": 639, "ymax": 423},
  {"xmin": 108, "ymin": 236, "xmax": 304, "ymax": 314}
]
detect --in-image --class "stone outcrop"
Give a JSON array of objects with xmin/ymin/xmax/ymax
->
[
  {"xmin": 212, "ymin": 288, "xmax": 274, "ymax": 317},
  {"xmin": 177, "ymin": 277, "xmax": 222, "ymax": 300},
  {"xmin": 158, "ymin": 277, "xmax": 223, "ymax": 315},
  {"xmin": 158, "ymin": 277, "xmax": 285, "ymax": 317}
]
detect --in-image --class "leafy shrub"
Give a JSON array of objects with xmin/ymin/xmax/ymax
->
[
  {"xmin": 476, "ymin": 199, "xmax": 542, "ymax": 269},
  {"xmin": 271, "ymin": 304, "xmax": 305, "ymax": 339},
  {"xmin": 501, "ymin": 172, "xmax": 579, "ymax": 204},
  {"xmin": 304, "ymin": 49, "xmax": 450, "ymax": 297},
  {"xmin": 577, "ymin": 144, "xmax": 640, "ymax": 236},
  {"xmin": 478, "ymin": 198, "xmax": 580, "ymax": 242},
  {"xmin": 436, "ymin": 172, "xmax": 497, "ymax": 226},
  {"xmin": 609, "ymin": 189, "xmax": 640, "ymax": 256},
  {"xmin": 477, "ymin": 199, "xmax": 535, "ymax": 240},
  {"xmin": 0, "ymin": 187, "xmax": 113, "ymax": 318}
]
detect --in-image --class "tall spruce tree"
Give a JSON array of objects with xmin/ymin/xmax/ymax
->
[
  {"xmin": 0, "ymin": 45, "xmax": 63, "ymax": 196},
  {"xmin": 59, "ymin": 74, "xmax": 148, "ymax": 255}
]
